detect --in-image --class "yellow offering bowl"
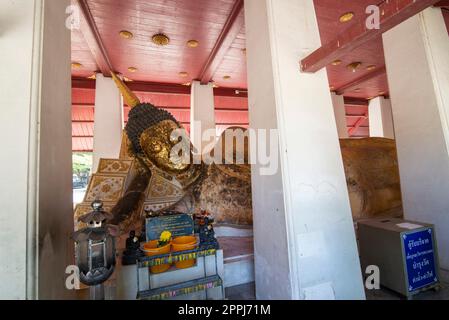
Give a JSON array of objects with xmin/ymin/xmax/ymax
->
[
  {"xmin": 142, "ymin": 240, "xmax": 171, "ymax": 274},
  {"xmin": 171, "ymin": 236, "xmax": 198, "ymax": 269}
]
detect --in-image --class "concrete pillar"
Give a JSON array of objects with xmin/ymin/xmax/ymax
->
[
  {"xmin": 245, "ymin": 0, "xmax": 365, "ymax": 299},
  {"xmin": 383, "ymin": 7, "xmax": 449, "ymax": 279},
  {"xmin": 368, "ymin": 96, "xmax": 395, "ymax": 139},
  {"xmin": 0, "ymin": 0, "xmax": 73, "ymax": 299},
  {"xmin": 92, "ymin": 74, "xmax": 123, "ymax": 172},
  {"xmin": 190, "ymin": 80, "xmax": 216, "ymax": 155},
  {"xmin": 331, "ymin": 93, "xmax": 349, "ymax": 138}
]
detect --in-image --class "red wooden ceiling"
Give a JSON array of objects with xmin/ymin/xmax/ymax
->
[
  {"xmin": 71, "ymin": 0, "xmax": 246, "ymax": 88},
  {"xmin": 313, "ymin": 0, "xmax": 389, "ymax": 99},
  {"xmin": 71, "ymin": 87, "xmax": 249, "ymax": 152},
  {"xmin": 71, "ymin": 1, "xmax": 449, "ymax": 97},
  {"xmin": 71, "ymin": 0, "xmax": 385, "ymax": 94},
  {"xmin": 71, "ymin": 87, "xmax": 366, "ymax": 152},
  {"xmin": 71, "ymin": 0, "xmax": 449, "ymax": 151}
]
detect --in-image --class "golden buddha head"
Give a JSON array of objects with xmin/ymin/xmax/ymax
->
[
  {"xmin": 125, "ymin": 103, "xmax": 192, "ymax": 174},
  {"xmin": 111, "ymin": 72, "xmax": 194, "ymax": 175}
]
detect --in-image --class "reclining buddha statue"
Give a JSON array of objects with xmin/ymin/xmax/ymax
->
[
  {"xmin": 105, "ymin": 73, "xmax": 252, "ymax": 232},
  {"xmin": 74, "ymin": 73, "xmax": 403, "ymax": 234}
]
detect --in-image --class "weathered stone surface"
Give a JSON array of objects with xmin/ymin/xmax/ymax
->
[
  {"xmin": 340, "ymin": 138, "xmax": 403, "ymax": 220},
  {"xmin": 196, "ymin": 163, "xmax": 253, "ymax": 226}
]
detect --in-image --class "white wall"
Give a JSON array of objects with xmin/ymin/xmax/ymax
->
[
  {"xmin": 0, "ymin": 0, "xmax": 73, "ymax": 299},
  {"xmin": 368, "ymin": 96, "xmax": 395, "ymax": 139},
  {"xmin": 331, "ymin": 93, "xmax": 349, "ymax": 138},
  {"xmin": 245, "ymin": 0, "xmax": 291, "ymax": 299},
  {"xmin": 190, "ymin": 81, "xmax": 216, "ymax": 155},
  {"xmin": 92, "ymin": 74, "xmax": 123, "ymax": 172},
  {"xmin": 383, "ymin": 8, "xmax": 449, "ymax": 276},
  {"xmin": 245, "ymin": 0, "xmax": 365, "ymax": 299}
]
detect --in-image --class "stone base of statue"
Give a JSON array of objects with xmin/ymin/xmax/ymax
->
[{"xmin": 215, "ymin": 225, "xmax": 255, "ymax": 288}]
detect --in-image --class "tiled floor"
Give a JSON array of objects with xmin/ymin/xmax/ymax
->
[
  {"xmin": 225, "ymin": 281, "xmax": 449, "ymax": 300},
  {"xmin": 226, "ymin": 282, "xmax": 256, "ymax": 300},
  {"xmin": 75, "ymin": 281, "xmax": 449, "ymax": 300},
  {"xmin": 218, "ymin": 236, "xmax": 254, "ymax": 259},
  {"xmin": 366, "ymin": 282, "xmax": 449, "ymax": 300}
]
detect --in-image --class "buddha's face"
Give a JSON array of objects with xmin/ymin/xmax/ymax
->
[{"xmin": 139, "ymin": 120, "xmax": 192, "ymax": 173}]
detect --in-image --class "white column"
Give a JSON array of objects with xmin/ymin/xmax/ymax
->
[
  {"xmin": 368, "ymin": 96, "xmax": 395, "ymax": 139},
  {"xmin": 92, "ymin": 74, "xmax": 123, "ymax": 172},
  {"xmin": 331, "ymin": 93, "xmax": 349, "ymax": 138},
  {"xmin": 190, "ymin": 81, "xmax": 216, "ymax": 155},
  {"xmin": 0, "ymin": 0, "xmax": 73, "ymax": 299},
  {"xmin": 245, "ymin": 0, "xmax": 365, "ymax": 299},
  {"xmin": 383, "ymin": 7, "xmax": 449, "ymax": 278}
]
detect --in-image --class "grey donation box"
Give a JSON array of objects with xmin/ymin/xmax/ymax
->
[{"xmin": 358, "ymin": 218, "xmax": 440, "ymax": 297}]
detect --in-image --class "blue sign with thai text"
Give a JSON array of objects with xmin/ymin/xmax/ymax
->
[
  {"xmin": 403, "ymin": 228, "xmax": 438, "ymax": 292},
  {"xmin": 146, "ymin": 214, "xmax": 194, "ymax": 241}
]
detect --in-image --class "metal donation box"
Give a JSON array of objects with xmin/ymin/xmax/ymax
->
[{"xmin": 358, "ymin": 218, "xmax": 440, "ymax": 297}]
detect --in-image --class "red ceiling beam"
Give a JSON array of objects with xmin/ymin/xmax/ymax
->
[
  {"xmin": 344, "ymin": 97, "xmax": 369, "ymax": 106},
  {"xmin": 73, "ymin": 105, "xmax": 249, "ymax": 113},
  {"xmin": 215, "ymin": 87, "xmax": 247, "ymax": 98},
  {"xmin": 72, "ymin": 121, "xmax": 249, "ymax": 126},
  {"xmin": 72, "ymin": 120, "xmax": 94, "ymax": 123},
  {"xmin": 348, "ymin": 112, "xmax": 369, "ymax": 137},
  {"xmin": 335, "ymin": 66, "xmax": 387, "ymax": 95},
  {"xmin": 126, "ymin": 81, "xmax": 190, "ymax": 95},
  {"xmin": 346, "ymin": 115, "xmax": 369, "ymax": 119},
  {"xmin": 72, "ymin": 77, "xmax": 248, "ymax": 98},
  {"xmin": 72, "ymin": 77, "xmax": 96, "ymax": 89},
  {"xmin": 435, "ymin": 1, "xmax": 449, "ymax": 7},
  {"xmin": 198, "ymin": 0, "xmax": 244, "ymax": 84},
  {"xmin": 76, "ymin": 0, "xmax": 113, "ymax": 76},
  {"xmin": 301, "ymin": 0, "xmax": 440, "ymax": 73}
]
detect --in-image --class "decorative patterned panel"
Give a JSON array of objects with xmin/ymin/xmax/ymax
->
[
  {"xmin": 84, "ymin": 174, "xmax": 126, "ymax": 203},
  {"xmin": 140, "ymin": 170, "xmax": 184, "ymax": 214},
  {"xmin": 97, "ymin": 159, "xmax": 133, "ymax": 174}
]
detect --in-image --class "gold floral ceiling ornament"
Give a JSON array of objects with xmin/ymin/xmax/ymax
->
[
  {"xmin": 347, "ymin": 62, "xmax": 362, "ymax": 72},
  {"xmin": 187, "ymin": 40, "xmax": 199, "ymax": 48},
  {"xmin": 119, "ymin": 30, "xmax": 134, "ymax": 39},
  {"xmin": 152, "ymin": 33, "xmax": 170, "ymax": 46},
  {"xmin": 71, "ymin": 62, "xmax": 83, "ymax": 69},
  {"xmin": 339, "ymin": 12, "xmax": 354, "ymax": 23},
  {"xmin": 331, "ymin": 59, "xmax": 342, "ymax": 66},
  {"xmin": 223, "ymin": 75, "xmax": 231, "ymax": 80},
  {"xmin": 178, "ymin": 71, "xmax": 189, "ymax": 78},
  {"xmin": 128, "ymin": 67, "xmax": 138, "ymax": 73}
]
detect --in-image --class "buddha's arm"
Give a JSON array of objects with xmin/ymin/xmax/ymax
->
[{"xmin": 110, "ymin": 170, "xmax": 151, "ymax": 228}]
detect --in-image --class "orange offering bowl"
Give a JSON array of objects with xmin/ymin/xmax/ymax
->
[
  {"xmin": 171, "ymin": 236, "xmax": 198, "ymax": 269},
  {"xmin": 142, "ymin": 240, "xmax": 171, "ymax": 274}
]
